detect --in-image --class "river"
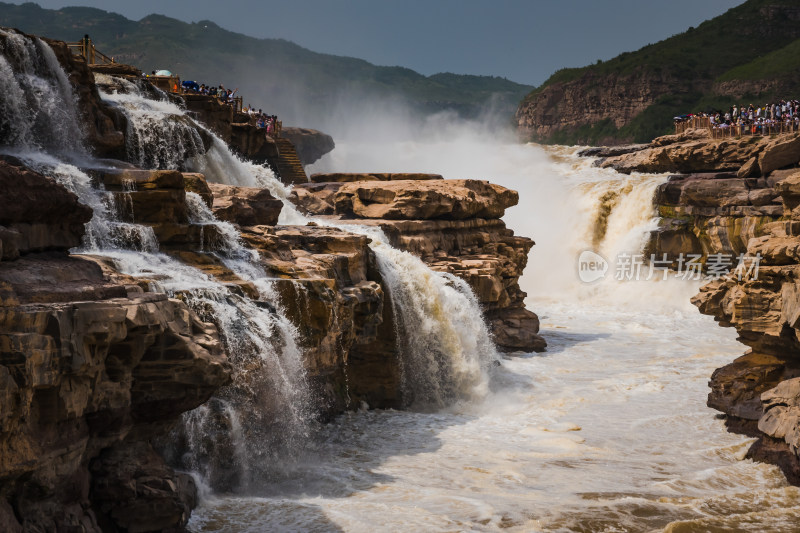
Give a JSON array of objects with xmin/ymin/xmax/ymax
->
[{"xmin": 189, "ymin": 138, "xmax": 800, "ymax": 532}]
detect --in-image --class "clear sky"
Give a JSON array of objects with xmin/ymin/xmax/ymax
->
[{"xmin": 8, "ymin": 0, "xmax": 743, "ymax": 86}]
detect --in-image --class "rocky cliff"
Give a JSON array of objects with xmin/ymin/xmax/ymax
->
[
  {"xmin": 579, "ymin": 129, "xmax": 800, "ymax": 484},
  {"xmin": 0, "ymin": 159, "xmax": 231, "ymax": 532},
  {"xmin": 291, "ymin": 173, "xmax": 546, "ymax": 353},
  {"xmin": 516, "ymin": 1, "xmax": 800, "ymax": 145},
  {"xmin": 693, "ymin": 172, "xmax": 800, "ymax": 484},
  {"xmin": 0, "ymin": 30, "xmax": 546, "ymax": 529}
]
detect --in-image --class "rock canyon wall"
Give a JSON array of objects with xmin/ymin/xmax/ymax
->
[{"xmin": 583, "ymin": 130, "xmax": 800, "ymax": 484}]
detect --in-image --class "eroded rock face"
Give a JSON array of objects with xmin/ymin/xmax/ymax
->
[
  {"xmin": 0, "ymin": 159, "xmax": 93, "ymax": 259},
  {"xmin": 648, "ymin": 172, "xmax": 783, "ymax": 262},
  {"xmin": 301, "ymin": 179, "xmax": 519, "ymax": 220},
  {"xmin": 595, "ymin": 131, "xmax": 800, "ymax": 179},
  {"xmin": 208, "ymin": 183, "xmax": 283, "ymax": 226},
  {"xmin": 516, "ymin": 68, "xmax": 680, "ymax": 144},
  {"xmin": 282, "ymin": 127, "xmax": 335, "ymax": 166},
  {"xmin": 0, "ymin": 258, "xmax": 230, "ymax": 532},
  {"xmin": 292, "ymin": 177, "xmax": 546, "ymax": 353},
  {"xmin": 0, "ymin": 163, "xmax": 231, "ymax": 531},
  {"xmin": 693, "ymin": 170, "xmax": 800, "ymax": 483}
]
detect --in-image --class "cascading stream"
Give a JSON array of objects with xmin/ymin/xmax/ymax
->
[
  {"xmin": 101, "ymin": 77, "xmax": 499, "ymax": 407},
  {"xmin": 0, "ymin": 35, "xmax": 313, "ymax": 492}
]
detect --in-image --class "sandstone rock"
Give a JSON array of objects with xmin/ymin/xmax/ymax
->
[
  {"xmin": 694, "ymin": 169, "xmax": 800, "ymax": 483},
  {"xmin": 90, "ymin": 441, "xmax": 197, "ymax": 533},
  {"xmin": 737, "ymin": 156, "xmax": 760, "ymax": 178},
  {"xmin": 758, "ymin": 133, "xmax": 800, "ymax": 175},
  {"xmin": 310, "ymin": 172, "xmax": 443, "ymax": 183},
  {"xmin": 95, "ymin": 169, "xmax": 186, "ymax": 190},
  {"xmin": 707, "ymin": 351, "xmax": 794, "ymax": 421},
  {"xmin": 650, "ymin": 128, "xmax": 711, "ymax": 147},
  {"xmin": 0, "ymin": 159, "xmax": 92, "ymax": 257},
  {"xmin": 648, "ymin": 171, "xmax": 782, "ymax": 262},
  {"xmin": 230, "ymin": 122, "xmax": 279, "ymax": 163},
  {"xmin": 0, "ymin": 285, "xmax": 229, "ymax": 531},
  {"xmin": 577, "ymin": 144, "xmax": 647, "ymax": 157},
  {"xmin": 776, "ymin": 171, "xmax": 800, "ymax": 220},
  {"xmin": 181, "ymin": 93, "xmax": 233, "ymax": 142},
  {"xmin": 759, "ymin": 378, "xmax": 800, "ymax": 453},
  {"xmin": 183, "ymin": 172, "xmax": 214, "ymax": 207},
  {"xmin": 333, "ymin": 179, "xmax": 518, "ymax": 220},
  {"xmin": 599, "ymin": 136, "xmax": 765, "ymax": 175},
  {"xmin": 208, "ymin": 183, "xmax": 283, "ymax": 226},
  {"xmin": 282, "ymin": 127, "xmax": 335, "ymax": 166},
  {"xmin": 291, "ymin": 183, "xmax": 340, "ymax": 215}
]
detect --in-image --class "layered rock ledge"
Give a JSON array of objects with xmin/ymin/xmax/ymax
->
[
  {"xmin": 693, "ymin": 174, "xmax": 800, "ymax": 483},
  {"xmin": 0, "ymin": 163, "xmax": 230, "ymax": 532},
  {"xmin": 606, "ymin": 131, "xmax": 800, "ymax": 483},
  {"xmin": 291, "ymin": 175, "xmax": 547, "ymax": 353}
]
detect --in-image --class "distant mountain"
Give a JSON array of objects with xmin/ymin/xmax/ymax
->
[
  {"xmin": 516, "ymin": 0, "xmax": 800, "ymax": 145},
  {"xmin": 0, "ymin": 2, "xmax": 532, "ymax": 130}
]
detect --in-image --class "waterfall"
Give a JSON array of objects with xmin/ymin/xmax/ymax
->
[
  {"xmin": 0, "ymin": 33, "xmax": 312, "ymax": 492},
  {"xmin": 99, "ymin": 83, "xmax": 206, "ymax": 170},
  {"xmin": 103, "ymin": 75, "xmax": 498, "ymax": 406},
  {"xmin": 0, "ymin": 29, "xmax": 85, "ymax": 153},
  {"xmin": 1, "ymin": 34, "xmax": 500, "ymax": 497},
  {"xmin": 188, "ymin": 132, "xmax": 499, "ymax": 407},
  {"xmin": 0, "ymin": 29, "xmax": 156, "ymax": 253}
]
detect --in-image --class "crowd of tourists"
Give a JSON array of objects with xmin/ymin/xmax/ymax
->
[
  {"xmin": 180, "ymin": 80, "xmax": 239, "ymax": 103},
  {"xmin": 242, "ymin": 106, "xmax": 279, "ymax": 133},
  {"xmin": 675, "ymin": 99, "xmax": 800, "ymax": 137},
  {"xmin": 178, "ymin": 79, "xmax": 280, "ymax": 133}
]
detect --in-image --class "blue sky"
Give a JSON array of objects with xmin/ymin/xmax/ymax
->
[{"xmin": 10, "ymin": 0, "xmax": 742, "ymax": 86}]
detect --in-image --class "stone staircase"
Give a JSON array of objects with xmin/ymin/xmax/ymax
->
[{"xmin": 274, "ymin": 137, "xmax": 308, "ymax": 184}]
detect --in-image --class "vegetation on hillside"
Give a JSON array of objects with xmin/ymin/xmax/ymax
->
[{"xmin": 521, "ymin": 0, "xmax": 800, "ymax": 144}]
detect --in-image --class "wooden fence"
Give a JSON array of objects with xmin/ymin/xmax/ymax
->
[{"xmin": 67, "ymin": 35, "xmax": 115, "ymax": 65}]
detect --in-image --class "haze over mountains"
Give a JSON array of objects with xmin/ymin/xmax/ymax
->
[{"xmin": 0, "ymin": 2, "xmax": 533, "ymax": 133}]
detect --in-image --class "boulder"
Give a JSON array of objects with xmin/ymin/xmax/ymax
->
[
  {"xmin": 759, "ymin": 134, "xmax": 800, "ymax": 176},
  {"xmin": 0, "ymin": 159, "xmax": 92, "ymax": 257},
  {"xmin": 281, "ymin": 127, "xmax": 335, "ymax": 166},
  {"xmin": 333, "ymin": 179, "xmax": 519, "ymax": 220},
  {"xmin": 208, "ymin": 183, "xmax": 283, "ymax": 226},
  {"xmin": 759, "ymin": 378, "xmax": 800, "ymax": 452}
]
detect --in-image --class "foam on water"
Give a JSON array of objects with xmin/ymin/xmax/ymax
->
[{"xmin": 189, "ymin": 135, "xmax": 799, "ymax": 531}]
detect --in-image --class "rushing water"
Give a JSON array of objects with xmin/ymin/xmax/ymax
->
[
  {"xmin": 186, "ymin": 137, "xmax": 800, "ymax": 531},
  {"xmin": 4, "ymin": 29, "xmax": 799, "ymax": 531},
  {"xmin": 1, "ymin": 36, "xmax": 499, "ymax": 500}
]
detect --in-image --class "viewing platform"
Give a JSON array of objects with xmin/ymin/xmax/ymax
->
[{"xmin": 676, "ymin": 114, "xmax": 800, "ymax": 139}]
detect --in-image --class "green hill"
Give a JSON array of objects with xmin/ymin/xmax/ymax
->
[
  {"xmin": 0, "ymin": 2, "xmax": 532, "ymax": 130},
  {"xmin": 517, "ymin": 0, "xmax": 800, "ymax": 145}
]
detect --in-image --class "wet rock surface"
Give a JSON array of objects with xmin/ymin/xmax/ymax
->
[
  {"xmin": 692, "ymin": 170, "xmax": 800, "ymax": 484},
  {"xmin": 0, "ymin": 31, "xmax": 548, "ymax": 528},
  {"xmin": 292, "ymin": 176, "xmax": 546, "ymax": 353}
]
